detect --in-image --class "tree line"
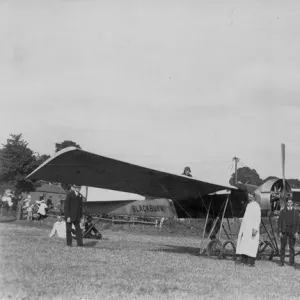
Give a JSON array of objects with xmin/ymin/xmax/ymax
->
[
  {"xmin": 229, "ymin": 167, "xmax": 300, "ymax": 188},
  {"xmin": 0, "ymin": 133, "xmax": 81, "ymax": 195}
]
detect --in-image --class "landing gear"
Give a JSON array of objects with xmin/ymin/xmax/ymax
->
[
  {"xmin": 207, "ymin": 239, "xmax": 223, "ymax": 258},
  {"xmin": 222, "ymin": 240, "xmax": 236, "ymax": 260},
  {"xmin": 257, "ymin": 240, "xmax": 275, "ymax": 261}
]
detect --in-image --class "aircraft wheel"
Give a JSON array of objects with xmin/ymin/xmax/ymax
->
[
  {"xmin": 222, "ymin": 240, "xmax": 236, "ymax": 260},
  {"xmin": 258, "ymin": 241, "xmax": 275, "ymax": 261},
  {"xmin": 207, "ymin": 239, "xmax": 223, "ymax": 258}
]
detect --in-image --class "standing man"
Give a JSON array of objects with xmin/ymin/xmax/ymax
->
[
  {"xmin": 236, "ymin": 193, "xmax": 261, "ymax": 267},
  {"xmin": 278, "ymin": 197, "xmax": 300, "ymax": 267},
  {"xmin": 64, "ymin": 184, "xmax": 84, "ymax": 247}
]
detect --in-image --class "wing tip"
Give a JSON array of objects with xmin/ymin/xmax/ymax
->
[{"xmin": 26, "ymin": 146, "xmax": 80, "ymax": 179}]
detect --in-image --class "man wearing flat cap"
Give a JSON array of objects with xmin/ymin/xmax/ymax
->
[
  {"xmin": 64, "ymin": 184, "xmax": 84, "ymax": 247},
  {"xmin": 278, "ymin": 197, "xmax": 300, "ymax": 267},
  {"xmin": 236, "ymin": 193, "xmax": 261, "ymax": 267}
]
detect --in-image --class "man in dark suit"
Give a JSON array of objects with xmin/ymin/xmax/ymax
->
[
  {"xmin": 278, "ymin": 197, "xmax": 300, "ymax": 266},
  {"xmin": 64, "ymin": 184, "xmax": 84, "ymax": 247}
]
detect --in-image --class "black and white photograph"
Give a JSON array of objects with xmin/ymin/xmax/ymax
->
[{"xmin": 1, "ymin": 0, "xmax": 300, "ymax": 299}]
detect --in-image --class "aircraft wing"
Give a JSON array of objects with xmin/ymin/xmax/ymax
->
[{"xmin": 27, "ymin": 147, "xmax": 233, "ymax": 201}]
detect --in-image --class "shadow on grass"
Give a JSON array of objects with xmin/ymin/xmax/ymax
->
[
  {"xmin": 0, "ymin": 216, "xmax": 17, "ymax": 222},
  {"xmin": 82, "ymin": 241, "xmax": 98, "ymax": 247},
  {"xmin": 151, "ymin": 244, "xmax": 239, "ymax": 262}
]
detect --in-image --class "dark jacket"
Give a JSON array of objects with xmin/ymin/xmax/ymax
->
[
  {"xmin": 64, "ymin": 191, "xmax": 83, "ymax": 222},
  {"xmin": 278, "ymin": 207, "xmax": 300, "ymax": 234}
]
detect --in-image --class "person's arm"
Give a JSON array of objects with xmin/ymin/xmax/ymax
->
[
  {"xmin": 298, "ymin": 211, "xmax": 300, "ymax": 234},
  {"xmin": 278, "ymin": 210, "xmax": 283, "ymax": 237},
  {"xmin": 79, "ymin": 196, "xmax": 83, "ymax": 219},
  {"xmin": 295, "ymin": 210, "xmax": 300, "ymax": 237},
  {"xmin": 64, "ymin": 193, "xmax": 71, "ymax": 219},
  {"xmin": 252, "ymin": 203, "xmax": 261, "ymax": 236}
]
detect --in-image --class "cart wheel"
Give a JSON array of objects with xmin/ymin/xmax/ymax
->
[
  {"xmin": 207, "ymin": 239, "xmax": 223, "ymax": 258},
  {"xmin": 258, "ymin": 241, "xmax": 275, "ymax": 261},
  {"xmin": 222, "ymin": 240, "xmax": 236, "ymax": 260}
]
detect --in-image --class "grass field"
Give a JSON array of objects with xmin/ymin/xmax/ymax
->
[{"xmin": 0, "ymin": 222, "xmax": 300, "ymax": 300}]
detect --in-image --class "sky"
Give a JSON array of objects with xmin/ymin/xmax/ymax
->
[{"xmin": 1, "ymin": 0, "xmax": 300, "ymax": 190}]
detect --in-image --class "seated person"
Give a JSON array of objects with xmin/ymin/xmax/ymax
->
[
  {"xmin": 182, "ymin": 166, "xmax": 192, "ymax": 177},
  {"xmin": 49, "ymin": 215, "xmax": 67, "ymax": 238},
  {"xmin": 84, "ymin": 216, "xmax": 102, "ymax": 239}
]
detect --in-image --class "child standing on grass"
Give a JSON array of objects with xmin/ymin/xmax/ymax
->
[{"xmin": 27, "ymin": 204, "xmax": 34, "ymax": 221}]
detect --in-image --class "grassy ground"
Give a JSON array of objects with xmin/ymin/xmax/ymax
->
[{"xmin": 0, "ymin": 222, "xmax": 300, "ymax": 300}]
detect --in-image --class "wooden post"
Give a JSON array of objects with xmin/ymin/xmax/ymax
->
[{"xmin": 159, "ymin": 217, "xmax": 165, "ymax": 229}]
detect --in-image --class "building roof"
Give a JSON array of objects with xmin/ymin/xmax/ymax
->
[{"xmin": 35, "ymin": 183, "xmax": 67, "ymax": 194}]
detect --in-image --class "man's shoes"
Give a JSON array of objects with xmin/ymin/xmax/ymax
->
[
  {"xmin": 290, "ymin": 262, "xmax": 295, "ymax": 266},
  {"xmin": 77, "ymin": 244, "xmax": 85, "ymax": 247},
  {"xmin": 279, "ymin": 262, "xmax": 284, "ymax": 267},
  {"xmin": 247, "ymin": 264, "xmax": 255, "ymax": 267}
]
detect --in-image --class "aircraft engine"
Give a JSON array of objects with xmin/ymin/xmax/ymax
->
[{"xmin": 254, "ymin": 179, "xmax": 292, "ymax": 216}]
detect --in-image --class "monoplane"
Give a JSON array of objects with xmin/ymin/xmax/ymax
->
[{"xmin": 27, "ymin": 144, "xmax": 299, "ymax": 259}]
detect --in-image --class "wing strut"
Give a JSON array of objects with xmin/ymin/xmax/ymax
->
[
  {"xmin": 157, "ymin": 182, "xmax": 204, "ymax": 231},
  {"xmin": 158, "ymin": 183, "xmax": 193, "ymax": 219},
  {"xmin": 197, "ymin": 191, "xmax": 208, "ymax": 213}
]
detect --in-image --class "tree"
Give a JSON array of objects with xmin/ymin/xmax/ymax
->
[
  {"xmin": 35, "ymin": 154, "xmax": 51, "ymax": 165},
  {"xmin": 0, "ymin": 134, "xmax": 48, "ymax": 194},
  {"xmin": 229, "ymin": 167, "xmax": 300, "ymax": 189},
  {"xmin": 287, "ymin": 179, "xmax": 300, "ymax": 189},
  {"xmin": 55, "ymin": 140, "xmax": 81, "ymax": 153},
  {"xmin": 262, "ymin": 176, "xmax": 279, "ymax": 183},
  {"xmin": 229, "ymin": 167, "xmax": 263, "ymax": 186}
]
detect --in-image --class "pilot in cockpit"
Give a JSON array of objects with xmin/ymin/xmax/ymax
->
[{"xmin": 182, "ymin": 166, "xmax": 192, "ymax": 178}]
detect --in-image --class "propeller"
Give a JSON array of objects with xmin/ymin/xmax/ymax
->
[{"xmin": 281, "ymin": 143, "xmax": 286, "ymax": 208}]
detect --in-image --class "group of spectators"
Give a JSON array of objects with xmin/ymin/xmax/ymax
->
[
  {"xmin": 0, "ymin": 189, "xmax": 55, "ymax": 222},
  {"xmin": 1, "ymin": 189, "xmax": 15, "ymax": 211}
]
